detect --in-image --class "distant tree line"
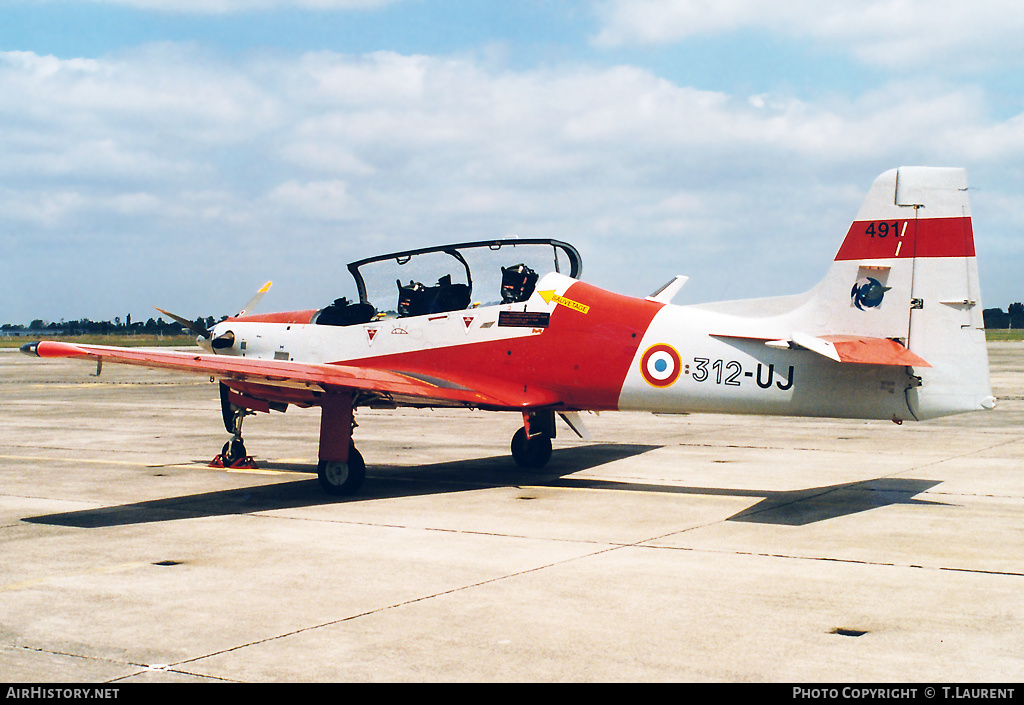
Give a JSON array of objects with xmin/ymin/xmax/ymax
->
[
  {"xmin": 1, "ymin": 315, "xmax": 221, "ymax": 336},
  {"xmin": 4, "ymin": 307, "xmax": 1024, "ymax": 334},
  {"xmin": 983, "ymin": 303, "xmax": 1024, "ymax": 329}
]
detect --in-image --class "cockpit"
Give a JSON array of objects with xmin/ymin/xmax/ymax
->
[
  {"xmin": 397, "ymin": 274, "xmax": 472, "ymax": 317},
  {"xmin": 311, "ymin": 239, "xmax": 581, "ymax": 326}
]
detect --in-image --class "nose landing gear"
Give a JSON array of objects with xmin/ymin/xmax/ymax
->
[
  {"xmin": 210, "ymin": 383, "xmax": 260, "ymax": 469},
  {"xmin": 210, "ymin": 412, "xmax": 259, "ymax": 469}
]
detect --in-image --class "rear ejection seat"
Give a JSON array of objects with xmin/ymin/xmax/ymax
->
[{"xmin": 397, "ymin": 275, "xmax": 471, "ymax": 317}]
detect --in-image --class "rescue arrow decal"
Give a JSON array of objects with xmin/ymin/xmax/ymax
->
[{"xmin": 537, "ymin": 289, "xmax": 590, "ymax": 314}]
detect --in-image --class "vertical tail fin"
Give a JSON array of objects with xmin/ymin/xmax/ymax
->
[{"xmin": 815, "ymin": 167, "xmax": 994, "ymax": 418}]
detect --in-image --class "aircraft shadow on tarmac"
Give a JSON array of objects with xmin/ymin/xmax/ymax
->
[{"xmin": 23, "ymin": 443, "xmax": 946, "ymax": 529}]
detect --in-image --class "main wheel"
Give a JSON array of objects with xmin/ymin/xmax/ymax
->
[
  {"xmin": 511, "ymin": 427, "xmax": 552, "ymax": 469},
  {"xmin": 317, "ymin": 446, "xmax": 366, "ymax": 496}
]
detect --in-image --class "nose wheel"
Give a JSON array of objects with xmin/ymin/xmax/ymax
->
[
  {"xmin": 221, "ymin": 437, "xmax": 248, "ymax": 465},
  {"xmin": 211, "ymin": 436, "xmax": 258, "ymax": 469},
  {"xmin": 210, "ymin": 388, "xmax": 259, "ymax": 469}
]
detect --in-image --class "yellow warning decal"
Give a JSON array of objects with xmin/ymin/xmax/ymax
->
[{"xmin": 537, "ymin": 290, "xmax": 590, "ymax": 314}]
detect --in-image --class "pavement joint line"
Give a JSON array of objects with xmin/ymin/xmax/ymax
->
[
  {"xmin": 10, "ymin": 381, "xmax": 210, "ymax": 389},
  {"xmin": 633, "ymin": 542, "xmax": 1024, "ymax": 579},
  {"xmin": 164, "ymin": 495, "xmax": 768, "ymax": 670},
  {"xmin": 171, "ymin": 543, "xmax": 630, "ymax": 671},
  {"xmin": 12, "ymin": 643, "xmax": 129, "ymax": 670},
  {"xmin": 186, "ymin": 485, "xmax": 1020, "ymax": 672},
  {"xmin": 0, "ymin": 453, "xmax": 210, "ymax": 468},
  {"xmin": 894, "ymin": 435, "xmax": 1024, "ymax": 473},
  {"xmin": 10, "ymin": 534, "xmax": 1023, "ymax": 678},
  {"xmin": 6, "ymin": 644, "xmax": 241, "ymax": 684},
  {"xmin": 670, "ymin": 435, "xmax": 1024, "ymax": 454}
]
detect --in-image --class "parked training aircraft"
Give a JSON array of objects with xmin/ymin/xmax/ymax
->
[{"xmin": 21, "ymin": 167, "xmax": 995, "ymax": 496}]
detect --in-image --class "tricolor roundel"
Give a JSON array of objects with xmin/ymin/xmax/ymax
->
[{"xmin": 640, "ymin": 343, "xmax": 682, "ymax": 388}]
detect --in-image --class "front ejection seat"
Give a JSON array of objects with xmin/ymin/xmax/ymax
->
[{"xmin": 500, "ymin": 263, "xmax": 538, "ymax": 304}]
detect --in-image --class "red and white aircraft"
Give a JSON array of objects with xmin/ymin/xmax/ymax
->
[{"xmin": 22, "ymin": 167, "xmax": 995, "ymax": 495}]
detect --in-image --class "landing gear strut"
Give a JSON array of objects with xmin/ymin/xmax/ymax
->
[
  {"xmin": 210, "ymin": 384, "xmax": 259, "ymax": 469},
  {"xmin": 511, "ymin": 410, "xmax": 554, "ymax": 469},
  {"xmin": 316, "ymin": 391, "xmax": 365, "ymax": 496}
]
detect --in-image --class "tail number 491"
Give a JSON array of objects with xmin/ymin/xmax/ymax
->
[{"xmin": 865, "ymin": 221, "xmax": 909, "ymax": 238}]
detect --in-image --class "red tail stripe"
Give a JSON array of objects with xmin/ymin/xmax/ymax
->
[{"xmin": 834, "ymin": 217, "xmax": 975, "ymax": 261}]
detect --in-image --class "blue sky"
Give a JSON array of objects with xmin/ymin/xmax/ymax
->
[{"xmin": 2, "ymin": 0, "xmax": 1023, "ymax": 324}]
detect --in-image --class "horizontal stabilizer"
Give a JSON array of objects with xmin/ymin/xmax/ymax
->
[
  {"xmin": 712, "ymin": 333, "xmax": 930, "ymax": 367},
  {"xmin": 815, "ymin": 335, "xmax": 931, "ymax": 367},
  {"xmin": 794, "ymin": 336, "xmax": 933, "ymax": 368}
]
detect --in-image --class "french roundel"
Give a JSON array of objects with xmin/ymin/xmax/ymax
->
[{"xmin": 640, "ymin": 343, "xmax": 681, "ymax": 388}]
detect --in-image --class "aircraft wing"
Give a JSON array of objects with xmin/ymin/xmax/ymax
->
[
  {"xmin": 21, "ymin": 341, "xmax": 559, "ymax": 409},
  {"xmin": 712, "ymin": 333, "xmax": 931, "ymax": 367}
]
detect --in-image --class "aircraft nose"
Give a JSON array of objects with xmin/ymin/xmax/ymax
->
[{"xmin": 20, "ymin": 342, "xmax": 39, "ymax": 356}]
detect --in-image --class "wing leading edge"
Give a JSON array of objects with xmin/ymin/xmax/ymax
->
[{"xmin": 21, "ymin": 341, "xmax": 559, "ymax": 409}]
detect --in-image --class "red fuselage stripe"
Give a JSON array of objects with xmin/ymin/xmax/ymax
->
[
  {"xmin": 345, "ymin": 281, "xmax": 665, "ymax": 410},
  {"xmin": 834, "ymin": 217, "xmax": 975, "ymax": 261}
]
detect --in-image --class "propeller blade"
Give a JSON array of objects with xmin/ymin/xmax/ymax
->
[
  {"xmin": 155, "ymin": 281, "xmax": 270, "ymax": 340},
  {"xmin": 155, "ymin": 307, "xmax": 210, "ymax": 338},
  {"xmin": 236, "ymin": 281, "xmax": 272, "ymax": 317}
]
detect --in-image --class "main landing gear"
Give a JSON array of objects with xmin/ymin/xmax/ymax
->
[
  {"xmin": 318, "ymin": 445, "xmax": 365, "ymax": 496},
  {"xmin": 213, "ymin": 387, "xmax": 557, "ymax": 494},
  {"xmin": 511, "ymin": 410, "xmax": 555, "ymax": 469},
  {"xmin": 212, "ymin": 384, "xmax": 365, "ymax": 495},
  {"xmin": 315, "ymin": 391, "xmax": 365, "ymax": 496}
]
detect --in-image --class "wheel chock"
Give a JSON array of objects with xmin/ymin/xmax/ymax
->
[{"xmin": 209, "ymin": 454, "xmax": 260, "ymax": 469}]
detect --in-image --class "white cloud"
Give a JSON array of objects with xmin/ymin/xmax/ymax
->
[
  {"xmin": 85, "ymin": 0, "xmax": 399, "ymax": 13},
  {"xmin": 2, "ymin": 45, "xmax": 1023, "ymax": 322},
  {"xmin": 269, "ymin": 179, "xmax": 363, "ymax": 221},
  {"xmin": 592, "ymin": 0, "xmax": 1024, "ymax": 69},
  {"xmin": 0, "ymin": 188, "xmax": 87, "ymax": 227}
]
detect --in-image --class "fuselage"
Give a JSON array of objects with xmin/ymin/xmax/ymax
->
[{"xmin": 208, "ymin": 271, "xmax": 921, "ymax": 422}]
